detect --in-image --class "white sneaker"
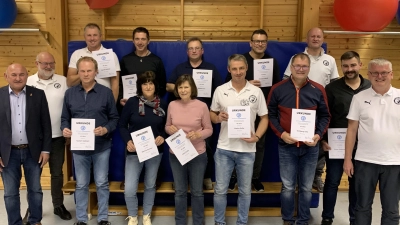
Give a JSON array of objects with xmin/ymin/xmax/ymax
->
[
  {"xmin": 126, "ymin": 216, "xmax": 138, "ymax": 225},
  {"xmin": 142, "ymin": 214, "xmax": 152, "ymax": 225}
]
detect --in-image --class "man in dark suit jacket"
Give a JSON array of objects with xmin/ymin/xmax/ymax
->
[{"xmin": 0, "ymin": 63, "xmax": 52, "ymax": 225}]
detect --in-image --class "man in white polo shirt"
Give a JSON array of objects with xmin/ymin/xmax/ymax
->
[
  {"xmin": 344, "ymin": 58, "xmax": 400, "ymax": 225},
  {"xmin": 67, "ymin": 23, "xmax": 120, "ymax": 101},
  {"xmin": 27, "ymin": 52, "xmax": 71, "ymax": 220},
  {"xmin": 283, "ymin": 27, "xmax": 339, "ymax": 192},
  {"xmin": 210, "ymin": 54, "xmax": 269, "ymax": 225}
]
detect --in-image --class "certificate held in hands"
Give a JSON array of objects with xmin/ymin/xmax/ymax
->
[
  {"xmin": 192, "ymin": 69, "xmax": 212, "ymax": 98},
  {"xmin": 92, "ymin": 49, "xmax": 117, "ymax": 79},
  {"xmin": 290, "ymin": 109, "xmax": 316, "ymax": 142},
  {"xmin": 328, "ymin": 128, "xmax": 347, "ymax": 159},
  {"xmin": 122, "ymin": 74, "xmax": 137, "ymax": 99},
  {"xmin": 165, "ymin": 129, "xmax": 199, "ymax": 166},
  {"xmin": 131, "ymin": 126, "xmax": 159, "ymax": 162},
  {"xmin": 227, "ymin": 106, "xmax": 251, "ymax": 138},
  {"xmin": 71, "ymin": 118, "xmax": 95, "ymax": 150},
  {"xmin": 253, "ymin": 58, "xmax": 273, "ymax": 87}
]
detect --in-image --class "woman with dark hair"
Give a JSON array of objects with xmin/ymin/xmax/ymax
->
[
  {"xmin": 119, "ymin": 71, "xmax": 167, "ymax": 225},
  {"xmin": 165, "ymin": 74, "xmax": 213, "ymax": 225}
]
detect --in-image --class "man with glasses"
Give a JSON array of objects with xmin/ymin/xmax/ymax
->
[
  {"xmin": 26, "ymin": 52, "xmax": 71, "ymax": 221},
  {"xmin": 166, "ymin": 37, "xmax": 221, "ymax": 190},
  {"xmin": 225, "ymin": 29, "xmax": 280, "ymax": 192},
  {"xmin": 268, "ymin": 53, "xmax": 330, "ymax": 225},
  {"xmin": 344, "ymin": 58, "xmax": 400, "ymax": 225},
  {"xmin": 283, "ymin": 27, "xmax": 339, "ymax": 192},
  {"xmin": 320, "ymin": 51, "xmax": 370, "ymax": 225}
]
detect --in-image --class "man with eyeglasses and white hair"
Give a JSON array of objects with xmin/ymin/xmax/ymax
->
[
  {"xmin": 268, "ymin": 53, "xmax": 330, "ymax": 225},
  {"xmin": 283, "ymin": 27, "xmax": 339, "ymax": 193},
  {"xmin": 225, "ymin": 29, "xmax": 281, "ymax": 192},
  {"xmin": 344, "ymin": 58, "xmax": 400, "ymax": 225}
]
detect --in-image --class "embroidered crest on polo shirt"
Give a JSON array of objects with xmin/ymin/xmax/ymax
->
[
  {"xmin": 394, "ymin": 97, "xmax": 400, "ymax": 105},
  {"xmin": 54, "ymin": 83, "xmax": 61, "ymax": 89},
  {"xmin": 240, "ymin": 99, "xmax": 249, "ymax": 106},
  {"xmin": 323, "ymin": 60, "xmax": 329, "ymax": 66},
  {"xmin": 248, "ymin": 95, "xmax": 257, "ymax": 103}
]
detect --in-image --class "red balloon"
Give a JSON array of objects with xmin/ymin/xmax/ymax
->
[{"xmin": 333, "ymin": 0, "xmax": 398, "ymax": 31}]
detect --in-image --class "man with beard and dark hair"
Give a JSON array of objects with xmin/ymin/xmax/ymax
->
[{"xmin": 320, "ymin": 51, "xmax": 370, "ymax": 225}]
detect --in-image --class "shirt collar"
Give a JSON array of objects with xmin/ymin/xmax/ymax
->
[
  {"xmin": 304, "ymin": 47, "xmax": 325, "ymax": 57},
  {"xmin": 85, "ymin": 44, "xmax": 104, "ymax": 53},
  {"xmin": 32, "ymin": 72, "xmax": 56, "ymax": 83},
  {"xmin": 78, "ymin": 81, "xmax": 98, "ymax": 93},
  {"xmin": 370, "ymin": 86, "xmax": 393, "ymax": 96},
  {"xmin": 9, "ymin": 86, "xmax": 26, "ymax": 95},
  {"xmin": 185, "ymin": 60, "xmax": 204, "ymax": 69},
  {"xmin": 227, "ymin": 80, "xmax": 252, "ymax": 92}
]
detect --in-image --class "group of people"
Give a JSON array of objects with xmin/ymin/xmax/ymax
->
[{"xmin": 0, "ymin": 22, "xmax": 399, "ymax": 225}]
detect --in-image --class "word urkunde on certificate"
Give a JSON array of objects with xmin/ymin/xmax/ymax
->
[
  {"xmin": 228, "ymin": 106, "xmax": 251, "ymax": 138},
  {"xmin": 290, "ymin": 109, "xmax": 316, "ymax": 142},
  {"xmin": 253, "ymin": 58, "xmax": 273, "ymax": 87},
  {"xmin": 193, "ymin": 69, "xmax": 212, "ymax": 97},
  {"xmin": 122, "ymin": 74, "xmax": 137, "ymax": 99},
  {"xmin": 71, "ymin": 118, "xmax": 95, "ymax": 150},
  {"xmin": 92, "ymin": 49, "xmax": 116, "ymax": 79},
  {"xmin": 328, "ymin": 128, "xmax": 347, "ymax": 159},
  {"xmin": 131, "ymin": 126, "xmax": 159, "ymax": 163},
  {"xmin": 166, "ymin": 129, "xmax": 199, "ymax": 166}
]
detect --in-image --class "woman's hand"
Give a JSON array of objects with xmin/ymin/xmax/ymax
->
[
  {"xmin": 168, "ymin": 125, "xmax": 179, "ymax": 134},
  {"xmin": 127, "ymin": 140, "xmax": 136, "ymax": 152},
  {"xmin": 155, "ymin": 136, "xmax": 165, "ymax": 146},
  {"xmin": 186, "ymin": 131, "xmax": 202, "ymax": 140}
]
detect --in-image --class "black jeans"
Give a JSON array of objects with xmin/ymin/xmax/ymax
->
[
  {"xmin": 354, "ymin": 160, "xmax": 400, "ymax": 225},
  {"xmin": 49, "ymin": 137, "xmax": 66, "ymax": 208}
]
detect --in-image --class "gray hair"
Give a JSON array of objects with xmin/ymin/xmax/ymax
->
[
  {"xmin": 227, "ymin": 54, "xmax": 248, "ymax": 68},
  {"xmin": 368, "ymin": 58, "xmax": 392, "ymax": 71}
]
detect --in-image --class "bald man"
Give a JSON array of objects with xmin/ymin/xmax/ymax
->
[
  {"xmin": 26, "ymin": 52, "xmax": 71, "ymax": 220},
  {"xmin": 0, "ymin": 63, "xmax": 52, "ymax": 225}
]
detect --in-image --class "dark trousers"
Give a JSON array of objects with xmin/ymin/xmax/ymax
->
[
  {"xmin": 354, "ymin": 160, "xmax": 400, "ymax": 225},
  {"xmin": 322, "ymin": 156, "xmax": 356, "ymax": 222},
  {"xmin": 49, "ymin": 137, "xmax": 66, "ymax": 207},
  {"xmin": 204, "ymin": 137, "xmax": 214, "ymax": 179},
  {"xmin": 315, "ymin": 145, "xmax": 325, "ymax": 177}
]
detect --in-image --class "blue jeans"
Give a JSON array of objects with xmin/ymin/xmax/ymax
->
[
  {"xmin": 214, "ymin": 148, "xmax": 255, "ymax": 225},
  {"xmin": 124, "ymin": 153, "xmax": 162, "ymax": 216},
  {"xmin": 1, "ymin": 148, "xmax": 43, "ymax": 225},
  {"xmin": 73, "ymin": 149, "xmax": 110, "ymax": 222},
  {"xmin": 169, "ymin": 152, "xmax": 207, "ymax": 225},
  {"xmin": 278, "ymin": 143, "xmax": 318, "ymax": 225},
  {"xmin": 322, "ymin": 157, "xmax": 356, "ymax": 223}
]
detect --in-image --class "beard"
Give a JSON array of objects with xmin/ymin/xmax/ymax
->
[
  {"xmin": 344, "ymin": 71, "xmax": 358, "ymax": 80},
  {"xmin": 39, "ymin": 68, "xmax": 54, "ymax": 79}
]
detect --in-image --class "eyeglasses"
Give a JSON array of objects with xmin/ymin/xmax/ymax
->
[
  {"xmin": 38, "ymin": 61, "xmax": 56, "ymax": 66},
  {"xmin": 252, "ymin": 40, "xmax": 267, "ymax": 45},
  {"xmin": 368, "ymin": 71, "xmax": 391, "ymax": 77},
  {"xmin": 291, "ymin": 65, "xmax": 310, "ymax": 71},
  {"xmin": 188, "ymin": 47, "xmax": 202, "ymax": 52}
]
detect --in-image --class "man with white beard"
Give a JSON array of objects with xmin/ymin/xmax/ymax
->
[{"xmin": 26, "ymin": 52, "xmax": 71, "ymax": 220}]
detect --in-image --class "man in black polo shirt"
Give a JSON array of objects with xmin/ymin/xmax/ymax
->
[
  {"xmin": 166, "ymin": 37, "xmax": 222, "ymax": 190},
  {"xmin": 320, "ymin": 51, "xmax": 371, "ymax": 225},
  {"xmin": 225, "ymin": 29, "xmax": 281, "ymax": 192}
]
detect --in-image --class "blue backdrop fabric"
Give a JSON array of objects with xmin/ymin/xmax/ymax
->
[{"xmin": 68, "ymin": 40, "xmax": 324, "ymax": 208}]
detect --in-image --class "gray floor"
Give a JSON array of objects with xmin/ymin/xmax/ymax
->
[{"xmin": 0, "ymin": 190, "xmax": 384, "ymax": 225}]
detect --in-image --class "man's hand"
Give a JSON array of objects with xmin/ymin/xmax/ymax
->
[
  {"xmin": 0, "ymin": 158, "xmax": 4, "ymax": 172},
  {"xmin": 343, "ymin": 159, "xmax": 354, "ymax": 178},
  {"xmin": 155, "ymin": 136, "xmax": 164, "ymax": 146},
  {"xmin": 321, "ymin": 140, "xmax": 331, "ymax": 151},
  {"xmin": 304, "ymin": 134, "xmax": 320, "ymax": 147},
  {"xmin": 120, "ymin": 98, "xmax": 127, "ymax": 106},
  {"xmin": 127, "ymin": 140, "xmax": 136, "ymax": 152},
  {"xmin": 94, "ymin": 126, "xmax": 108, "ymax": 136},
  {"xmin": 249, "ymin": 80, "xmax": 261, "ymax": 87},
  {"xmin": 218, "ymin": 111, "xmax": 229, "ymax": 122},
  {"xmin": 38, "ymin": 153, "xmax": 49, "ymax": 168},
  {"xmin": 186, "ymin": 131, "xmax": 202, "ymax": 141},
  {"xmin": 63, "ymin": 128, "xmax": 72, "ymax": 138},
  {"xmin": 281, "ymin": 131, "xmax": 298, "ymax": 144},
  {"xmin": 241, "ymin": 133, "xmax": 259, "ymax": 143},
  {"xmin": 168, "ymin": 125, "xmax": 179, "ymax": 134}
]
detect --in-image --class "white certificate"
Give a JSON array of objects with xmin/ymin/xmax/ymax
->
[
  {"xmin": 328, "ymin": 128, "xmax": 347, "ymax": 159},
  {"xmin": 290, "ymin": 109, "xmax": 316, "ymax": 142},
  {"xmin": 166, "ymin": 129, "xmax": 199, "ymax": 165},
  {"xmin": 227, "ymin": 106, "xmax": 251, "ymax": 138},
  {"xmin": 92, "ymin": 49, "xmax": 117, "ymax": 79},
  {"xmin": 192, "ymin": 69, "xmax": 212, "ymax": 97},
  {"xmin": 253, "ymin": 58, "xmax": 273, "ymax": 87},
  {"xmin": 122, "ymin": 74, "xmax": 137, "ymax": 99},
  {"xmin": 71, "ymin": 118, "xmax": 95, "ymax": 150},
  {"xmin": 130, "ymin": 126, "xmax": 159, "ymax": 162}
]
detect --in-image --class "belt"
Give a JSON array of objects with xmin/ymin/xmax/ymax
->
[{"xmin": 11, "ymin": 144, "xmax": 29, "ymax": 149}]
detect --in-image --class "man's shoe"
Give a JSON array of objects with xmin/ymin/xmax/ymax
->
[
  {"xmin": 23, "ymin": 208, "xmax": 29, "ymax": 225},
  {"xmin": 313, "ymin": 176, "xmax": 324, "ymax": 193},
  {"xmin": 98, "ymin": 221, "xmax": 111, "ymax": 225},
  {"xmin": 54, "ymin": 205, "xmax": 72, "ymax": 220},
  {"xmin": 283, "ymin": 221, "xmax": 294, "ymax": 225},
  {"xmin": 228, "ymin": 177, "xmax": 237, "ymax": 191},
  {"xmin": 252, "ymin": 179, "xmax": 264, "ymax": 192},
  {"xmin": 321, "ymin": 218, "xmax": 333, "ymax": 225},
  {"xmin": 74, "ymin": 222, "xmax": 87, "ymax": 225},
  {"xmin": 126, "ymin": 216, "xmax": 138, "ymax": 225},
  {"xmin": 142, "ymin": 214, "xmax": 152, "ymax": 225},
  {"xmin": 203, "ymin": 178, "xmax": 213, "ymax": 190}
]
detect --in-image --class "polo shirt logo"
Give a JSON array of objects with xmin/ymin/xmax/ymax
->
[
  {"xmin": 240, "ymin": 99, "xmax": 249, "ymax": 106},
  {"xmin": 249, "ymin": 95, "xmax": 257, "ymax": 103},
  {"xmin": 364, "ymin": 100, "xmax": 371, "ymax": 105},
  {"xmin": 394, "ymin": 97, "xmax": 400, "ymax": 105},
  {"xmin": 54, "ymin": 83, "xmax": 61, "ymax": 89},
  {"xmin": 323, "ymin": 60, "xmax": 329, "ymax": 66}
]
